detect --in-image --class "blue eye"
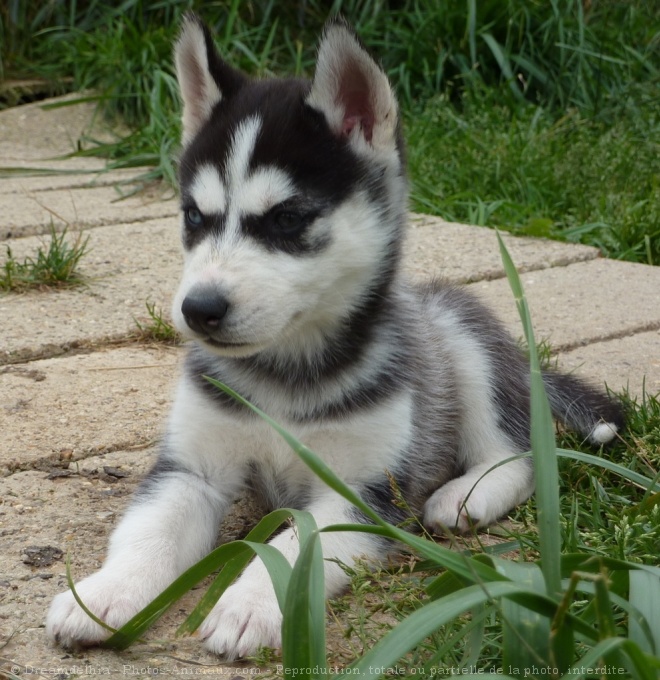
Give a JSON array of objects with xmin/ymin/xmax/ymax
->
[
  {"xmin": 273, "ymin": 210, "xmax": 304, "ymax": 234},
  {"xmin": 184, "ymin": 207, "xmax": 204, "ymax": 229}
]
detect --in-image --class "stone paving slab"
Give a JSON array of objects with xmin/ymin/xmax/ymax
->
[
  {"xmin": 0, "ymin": 94, "xmax": 117, "ymax": 161},
  {"xmin": 558, "ymin": 329, "xmax": 660, "ymax": 397},
  {"xmin": 405, "ymin": 216, "xmax": 599, "ymax": 282},
  {"xmin": 0, "ymin": 215, "xmax": 180, "ymax": 272},
  {"xmin": 1, "ymin": 450, "xmax": 262, "ymax": 676},
  {"xmin": 1, "ymin": 219, "xmax": 181, "ymax": 364},
  {"xmin": 0, "ymin": 346, "xmax": 178, "ymax": 476},
  {"xmin": 472, "ymin": 258, "xmax": 660, "ymax": 353},
  {"xmin": 1, "ymin": 184, "xmax": 177, "ymax": 239}
]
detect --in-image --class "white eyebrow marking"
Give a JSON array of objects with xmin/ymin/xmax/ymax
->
[
  {"xmin": 237, "ymin": 166, "xmax": 295, "ymax": 215},
  {"xmin": 227, "ymin": 115, "xmax": 262, "ymax": 193},
  {"xmin": 219, "ymin": 115, "xmax": 263, "ymax": 240},
  {"xmin": 190, "ymin": 164, "xmax": 225, "ymax": 215}
]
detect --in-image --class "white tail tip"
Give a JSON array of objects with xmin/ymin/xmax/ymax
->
[{"xmin": 590, "ymin": 422, "xmax": 618, "ymax": 445}]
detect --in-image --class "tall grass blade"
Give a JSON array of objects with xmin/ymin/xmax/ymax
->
[
  {"xmin": 554, "ymin": 43, "xmax": 629, "ymax": 66},
  {"xmin": 306, "ymin": 532, "xmax": 326, "ymax": 668},
  {"xmin": 258, "ymin": 18, "xmax": 279, "ymax": 71},
  {"xmin": 629, "ymin": 569, "xmax": 660, "ymax": 655},
  {"xmin": 237, "ymin": 541, "xmax": 292, "ymax": 606},
  {"xmin": 575, "ymin": 579, "xmax": 657, "ymax": 654},
  {"xmin": 497, "ymin": 232, "xmax": 562, "ymax": 599},
  {"xmin": 559, "ymin": 554, "xmax": 660, "ymax": 577},
  {"xmin": 558, "ymin": 450, "xmax": 660, "ymax": 492},
  {"xmin": 569, "ymin": 638, "xmax": 659, "ymax": 680},
  {"xmin": 494, "ymin": 560, "xmax": 555, "ymax": 673},
  {"xmin": 481, "ymin": 33, "xmax": 524, "ymax": 101},
  {"xmin": 282, "ymin": 530, "xmax": 327, "ymax": 674},
  {"xmin": 460, "ymin": 601, "xmax": 487, "ymax": 669},
  {"xmin": 467, "ymin": 0, "xmax": 477, "ymax": 69}
]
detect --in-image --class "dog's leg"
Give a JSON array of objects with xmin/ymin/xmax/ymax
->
[
  {"xmin": 423, "ymin": 455, "xmax": 534, "ymax": 533},
  {"xmin": 200, "ymin": 491, "xmax": 380, "ymax": 659},
  {"xmin": 47, "ymin": 380, "xmax": 244, "ymax": 648},
  {"xmin": 46, "ymin": 467, "xmax": 237, "ymax": 648}
]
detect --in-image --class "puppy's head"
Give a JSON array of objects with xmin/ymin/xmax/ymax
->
[{"xmin": 172, "ymin": 14, "xmax": 406, "ymax": 359}]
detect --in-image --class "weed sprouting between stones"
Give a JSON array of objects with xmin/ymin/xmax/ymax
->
[
  {"xmin": 0, "ymin": 226, "xmax": 89, "ymax": 291},
  {"xmin": 133, "ymin": 300, "xmax": 179, "ymax": 344}
]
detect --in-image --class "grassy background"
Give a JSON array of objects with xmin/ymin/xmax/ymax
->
[{"xmin": 1, "ymin": 0, "xmax": 659, "ymax": 263}]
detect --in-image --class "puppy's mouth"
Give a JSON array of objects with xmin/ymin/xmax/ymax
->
[
  {"xmin": 176, "ymin": 319, "xmax": 268, "ymax": 356},
  {"xmin": 205, "ymin": 337, "xmax": 250, "ymax": 349},
  {"xmin": 199, "ymin": 335, "xmax": 266, "ymax": 358}
]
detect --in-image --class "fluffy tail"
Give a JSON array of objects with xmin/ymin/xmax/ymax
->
[{"xmin": 542, "ymin": 371, "xmax": 625, "ymax": 445}]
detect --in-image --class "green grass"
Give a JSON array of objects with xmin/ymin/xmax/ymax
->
[
  {"xmin": 1, "ymin": 1, "xmax": 658, "ymax": 262},
  {"xmin": 133, "ymin": 300, "xmax": 179, "ymax": 344},
  {"xmin": 554, "ymin": 390, "xmax": 660, "ymax": 565},
  {"xmin": 406, "ymin": 94, "xmax": 660, "ymax": 265},
  {"xmin": 0, "ymin": 227, "xmax": 89, "ymax": 291}
]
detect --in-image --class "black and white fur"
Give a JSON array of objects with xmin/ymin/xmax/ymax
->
[{"xmin": 47, "ymin": 15, "xmax": 623, "ymax": 659}]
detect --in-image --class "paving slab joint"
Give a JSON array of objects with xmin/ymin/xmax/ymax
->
[{"xmin": 548, "ymin": 321, "xmax": 660, "ymax": 355}]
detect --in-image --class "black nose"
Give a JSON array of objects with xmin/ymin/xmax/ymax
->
[{"xmin": 181, "ymin": 292, "xmax": 229, "ymax": 336}]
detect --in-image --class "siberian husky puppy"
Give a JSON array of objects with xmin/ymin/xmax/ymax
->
[{"xmin": 47, "ymin": 14, "xmax": 623, "ymax": 659}]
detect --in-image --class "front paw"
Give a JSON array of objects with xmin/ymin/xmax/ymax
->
[
  {"xmin": 199, "ymin": 576, "xmax": 282, "ymax": 659},
  {"xmin": 46, "ymin": 570, "xmax": 153, "ymax": 649},
  {"xmin": 423, "ymin": 479, "xmax": 492, "ymax": 533}
]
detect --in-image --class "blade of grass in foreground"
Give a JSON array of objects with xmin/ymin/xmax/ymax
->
[
  {"xmin": 493, "ymin": 559, "xmax": 553, "ymax": 672},
  {"xmin": 282, "ymin": 530, "xmax": 327, "ymax": 673},
  {"xmin": 104, "ymin": 540, "xmax": 290, "ymax": 650},
  {"xmin": 629, "ymin": 569, "xmax": 660, "ymax": 655},
  {"xmin": 568, "ymin": 637, "xmax": 659, "ymax": 680},
  {"xmin": 559, "ymin": 553, "xmax": 660, "ymax": 579},
  {"xmin": 497, "ymin": 231, "xmax": 562, "ymax": 599},
  {"xmin": 574, "ymin": 579, "xmax": 657, "ymax": 654},
  {"xmin": 497, "ymin": 232, "xmax": 575, "ymax": 674},
  {"xmin": 558, "ymin": 449, "xmax": 660, "ymax": 492}
]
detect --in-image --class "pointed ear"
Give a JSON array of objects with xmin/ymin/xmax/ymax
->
[
  {"xmin": 306, "ymin": 19, "xmax": 398, "ymax": 154},
  {"xmin": 174, "ymin": 13, "xmax": 245, "ymax": 144}
]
